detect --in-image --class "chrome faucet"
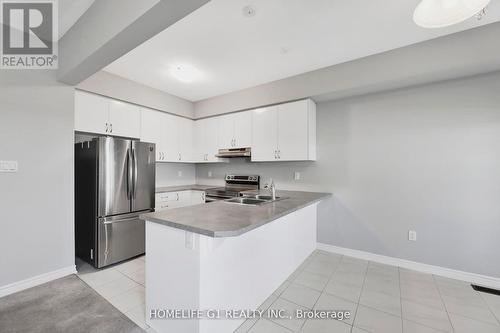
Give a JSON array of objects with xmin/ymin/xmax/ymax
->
[{"xmin": 264, "ymin": 178, "xmax": 276, "ymax": 200}]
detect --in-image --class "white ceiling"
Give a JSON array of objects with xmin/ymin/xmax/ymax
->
[
  {"xmin": 59, "ymin": 0, "xmax": 95, "ymax": 39},
  {"xmin": 105, "ymin": 0, "xmax": 500, "ymax": 102}
]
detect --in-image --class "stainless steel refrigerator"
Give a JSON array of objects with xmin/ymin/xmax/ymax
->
[{"xmin": 75, "ymin": 137, "xmax": 155, "ymax": 268}]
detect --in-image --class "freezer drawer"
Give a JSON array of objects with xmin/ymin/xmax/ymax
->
[{"xmin": 97, "ymin": 212, "xmax": 147, "ymax": 268}]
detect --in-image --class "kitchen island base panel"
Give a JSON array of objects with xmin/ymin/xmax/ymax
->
[{"xmin": 145, "ymin": 203, "xmax": 318, "ymax": 333}]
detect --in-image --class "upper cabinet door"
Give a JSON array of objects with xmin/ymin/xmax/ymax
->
[
  {"xmin": 141, "ymin": 109, "xmax": 163, "ymax": 161},
  {"xmin": 108, "ymin": 100, "xmax": 141, "ymax": 138},
  {"xmin": 204, "ymin": 117, "xmax": 219, "ymax": 161},
  {"xmin": 74, "ymin": 91, "xmax": 109, "ymax": 134},
  {"xmin": 277, "ymin": 100, "xmax": 309, "ymax": 161},
  {"xmin": 193, "ymin": 120, "xmax": 205, "ymax": 162},
  {"xmin": 234, "ymin": 111, "xmax": 252, "ymax": 148},
  {"xmin": 218, "ymin": 114, "xmax": 234, "ymax": 149},
  {"xmin": 251, "ymin": 106, "xmax": 278, "ymax": 162},
  {"xmin": 179, "ymin": 118, "xmax": 193, "ymax": 162},
  {"xmin": 163, "ymin": 113, "xmax": 179, "ymax": 162}
]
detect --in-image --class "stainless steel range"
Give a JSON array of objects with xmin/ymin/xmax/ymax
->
[{"xmin": 205, "ymin": 175, "xmax": 260, "ymax": 201}]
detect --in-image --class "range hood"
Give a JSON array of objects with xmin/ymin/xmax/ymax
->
[{"xmin": 215, "ymin": 147, "xmax": 251, "ymax": 158}]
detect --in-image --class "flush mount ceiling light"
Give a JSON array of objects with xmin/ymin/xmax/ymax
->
[
  {"xmin": 413, "ymin": 0, "xmax": 491, "ymax": 28},
  {"xmin": 242, "ymin": 5, "xmax": 256, "ymax": 18},
  {"xmin": 168, "ymin": 64, "xmax": 203, "ymax": 83}
]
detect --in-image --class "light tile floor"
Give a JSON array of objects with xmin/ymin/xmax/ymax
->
[
  {"xmin": 236, "ymin": 250, "xmax": 500, "ymax": 333},
  {"xmin": 76, "ymin": 255, "xmax": 155, "ymax": 332},
  {"xmin": 77, "ymin": 251, "xmax": 500, "ymax": 333}
]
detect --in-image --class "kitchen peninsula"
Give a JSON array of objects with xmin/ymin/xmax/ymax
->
[{"xmin": 140, "ymin": 190, "xmax": 330, "ymax": 333}]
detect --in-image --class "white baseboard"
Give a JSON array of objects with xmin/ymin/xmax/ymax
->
[
  {"xmin": 317, "ymin": 243, "xmax": 500, "ymax": 290},
  {"xmin": 0, "ymin": 265, "xmax": 77, "ymax": 298}
]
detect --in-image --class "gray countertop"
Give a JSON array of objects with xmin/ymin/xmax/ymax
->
[
  {"xmin": 156, "ymin": 184, "xmax": 217, "ymax": 193},
  {"xmin": 141, "ymin": 190, "xmax": 331, "ymax": 237}
]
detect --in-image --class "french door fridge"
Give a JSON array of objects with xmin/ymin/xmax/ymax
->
[{"xmin": 75, "ymin": 137, "xmax": 155, "ymax": 268}]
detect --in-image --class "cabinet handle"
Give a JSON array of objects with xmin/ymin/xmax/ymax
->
[
  {"xmin": 110, "ymin": 123, "xmax": 113, "ymax": 133},
  {"xmin": 176, "ymin": 193, "xmax": 179, "ymax": 201},
  {"xmin": 274, "ymin": 150, "xmax": 277, "ymax": 159},
  {"xmin": 278, "ymin": 150, "xmax": 281, "ymax": 159},
  {"xmin": 105, "ymin": 123, "xmax": 108, "ymax": 133},
  {"xmin": 178, "ymin": 153, "xmax": 181, "ymax": 161}
]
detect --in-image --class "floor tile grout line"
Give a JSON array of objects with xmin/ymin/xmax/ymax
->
[
  {"xmin": 302, "ymin": 253, "xmax": 352, "ymax": 331},
  {"xmin": 437, "ymin": 279, "xmax": 500, "ymax": 327},
  {"xmin": 350, "ymin": 256, "xmax": 370, "ymax": 332},
  {"xmin": 433, "ymin": 274, "xmax": 456, "ymax": 333},
  {"xmin": 478, "ymin": 292, "xmax": 500, "ymax": 326},
  {"xmin": 308, "ymin": 252, "xmax": 355, "ymax": 331}
]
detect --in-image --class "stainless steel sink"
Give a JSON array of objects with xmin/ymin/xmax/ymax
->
[
  {"xmin": 224, "ymin": 194, "xmax": 288, "ymax": 206},
  {"xmin": 224, "ymin": 197, "xmax": 268, "ymax": 206}
]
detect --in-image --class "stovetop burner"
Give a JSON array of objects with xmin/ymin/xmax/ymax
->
[{"xmin": 205, "ymin": 175, "xmax": 260, "ymax": 199}]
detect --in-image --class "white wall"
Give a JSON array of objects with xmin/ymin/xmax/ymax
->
[
  {"xmin": 78, "ymin": 71, "xmax": 194, "ymax": 118},
  {"xmin": 0, "ymin": 71, "xmax": 75, "ymax": 288},
  {"xmin": 196, "ymin": 71, "xmax": 500, "ymax": 278}
]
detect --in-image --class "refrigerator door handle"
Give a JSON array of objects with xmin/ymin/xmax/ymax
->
[
  {"xmin": 127, "ymin": 148, "xmax": 133, "ymax": 200},
  {"xmin": 132, "ymin": 148, "xmax": 138, "ymax": 199}
]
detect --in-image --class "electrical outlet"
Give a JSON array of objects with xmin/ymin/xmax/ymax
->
[
  {"xmin": 177, "ymin": 170, "xmax": 183, "ymax": 177},
  {"xmin": 0, "ymin": 160, "xmax": 18, "ymax": 172},
  {"xmin": 408, "ymin": 230, "xmax": 417, "ymax": 241},
  {"xmin": 294, "ymin": 172, "xmax": 301, "ymax": 180},
  {"xmin": 208, "ymin": 171, "xmax": 212, "ymax": 178}
]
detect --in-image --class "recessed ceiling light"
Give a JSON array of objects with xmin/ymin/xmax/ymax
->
[
  {"xmin": 242, "ymin": 5, "xmax": 256, "ymax": 18},
  {"xmin": 168, "ymin": 64, "xmax": 203, "ymax": 83},
  {"xmin": 413, "ymin": 0, "xmax": 491, "ymax": 28}
]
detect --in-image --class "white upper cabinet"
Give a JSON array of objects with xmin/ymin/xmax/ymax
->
[
  {"xmin": 233, "ymin": 111, "xmax": 252, "ymax": 148},
  {"xmin": 140, "ymin": 108, "xmax": 163, "ymax": 161},
  {"xmin": 195, "ymin": 117, "xmax": 220, "ymax": 162},
  {"xmin": 76, "ymin": 89, "xmax": 316, "ymax": 164},
  {"xmin": 218, "ymin": 114, "xmax": 234, "ymax": 149},
  {"xmin": 179, "ymin": 118, "xmax": 193, "ymax": 162},
  {"xmin": 108, "ymin": 100, "xmax": 141, "ymax": 138},
  {"xmin": 141, "ymin": 108, "xmax": 194, "ymax": 163},
  {"xmin": 163, "ymin": 113, "xmax": 180, "ymax": 162},
  {"xmin": 251, "ymin": 106, "xmax": 278, "ymax": 161},
  {"xmin": 277, "ymin": 99, "xmax": 315, "ymax": 161},
  {"xmin": 217, "ymin": 111, "xmax": 252, "ymax": 149},
  {"xmin": 75, "ymin": 90, "xmax": 140, "ymax": 138},
  {"xmin": 74, "ymin": 91, "xmax": 108, "ymax": 135},
  {"xmin": 251, "ymin": 99, "xmax": 316, "ymax": 162}
]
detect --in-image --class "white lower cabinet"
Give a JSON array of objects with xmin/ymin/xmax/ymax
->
[{"xmin": 155, "ymin": 190, "xmax": 206, "ymax": 211}]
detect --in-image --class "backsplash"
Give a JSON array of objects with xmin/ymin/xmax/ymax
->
[{"xmin": 156, "ymin": 163, "xmax": 196, "ymax": 187}]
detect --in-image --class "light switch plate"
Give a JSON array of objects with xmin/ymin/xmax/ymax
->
[
  {"xmin": 208, "ymin": 171, "xmax": 212, "ymax": 178},
  {"xmin": 408, "ymin": 230, "xmax": 417, "ymax": 241},
  {"xmin": 294, "ymin": 172, "xmax": 301, "ymax": 180},
  {"xmin": 178, "ymin": 170, "xmax": 182, "ymax": 177},
  {"xmin": 0, "ymin": 160, "xmax": 18, "ymax": 172}
]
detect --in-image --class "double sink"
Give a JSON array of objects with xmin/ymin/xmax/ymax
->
[{"xmin": 224, "ymin": 194, "xmax": 287, "ymax": 206}]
